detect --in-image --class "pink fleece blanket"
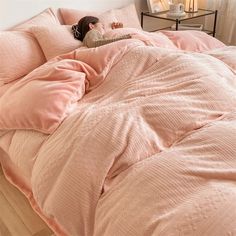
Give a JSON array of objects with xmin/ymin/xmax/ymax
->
[
  {"xmin": 1, "ymin": 33, "xmax": 236, "ymax": 236},
  {"xmin": 104, "ymin": 28, "xmax": 225, "ymax": 51},
  {"xmin": 0, "ymin": 40, "xmax": 142, "ymax": 133}
]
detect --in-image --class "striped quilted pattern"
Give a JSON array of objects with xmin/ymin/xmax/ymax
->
[
  {"xmin": 0, "ymin": 31, "xmax": 46, "ymax": 83},
  {"xmin": 206, "ymin": 46, "xmax": 236, "ymax": 73},
  {"xmin": 1, "ymin": 44, "xmax": 236, "ymax": 235},
  {"xmin": 0, "ymin": 8, "xmax": 61, "ymax": 84}
]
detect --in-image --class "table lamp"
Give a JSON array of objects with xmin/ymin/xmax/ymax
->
[{"xmin": 185, "ymin": 0, "xmax": 198, "ymax": 13}]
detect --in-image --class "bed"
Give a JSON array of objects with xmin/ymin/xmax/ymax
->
[{"xmin": 1, "ymin": 1, "xmax": 236, "ymax": 235}]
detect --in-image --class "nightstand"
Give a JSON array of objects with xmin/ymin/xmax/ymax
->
[{"xmin": 141, "ymin": 9, "xmax": 218, "ymax": 37}]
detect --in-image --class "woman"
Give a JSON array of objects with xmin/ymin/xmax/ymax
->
[{"xmin": 72, "ymin": 16, "xmax": 131, "ymax": 48}]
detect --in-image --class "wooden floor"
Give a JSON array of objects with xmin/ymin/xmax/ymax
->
[{"xmin": 0, "ymin": 166, "xmax": 54, "ymax": 236}]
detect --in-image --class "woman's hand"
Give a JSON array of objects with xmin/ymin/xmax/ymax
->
[{"xmin": 111, "ymin": 22, "xmax": 124, "ymax": 29}]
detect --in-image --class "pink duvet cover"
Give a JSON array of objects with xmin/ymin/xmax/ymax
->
[{"xmin": 1, "ymin": 31, "xmax": 236, "ymax": 236}]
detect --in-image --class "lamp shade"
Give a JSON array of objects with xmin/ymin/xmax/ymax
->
[
  {"xmin": 185, "ymin": 0, "xmax": 198, "ymax": 12},
  {"xmin": 147, "ymin": 0, "xmax": 169, "ymax": 13}
]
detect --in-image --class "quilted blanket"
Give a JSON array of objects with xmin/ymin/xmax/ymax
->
[{"xmin": 1, "ymin": 35, "xmax": 236, "ymax": 236}]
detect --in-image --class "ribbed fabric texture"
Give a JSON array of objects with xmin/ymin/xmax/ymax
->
[
  {"xmin": 13, "ymin": 8, "xmax": 60, "ymax": 31},
  {"xmin": 83, "ymin": 29, "xmax": 131, "ymax": 48},
  {"xmin": 0, "ymin": 8, "xmax": 61, "ymax": 84},
  {"xmin": 31, "ymin": 25, "xmax": 82, "ymax": 60},
  {"xmin": 0, "ymin": 31, "xmax": 46, "ymax": 84},
  {"xmin": 1, "ymin": 45, "xmax": 236, "ymax": 236},
  {"xmin": 59, "ymin": 3, "xmax": 142, "ymax": 30}
]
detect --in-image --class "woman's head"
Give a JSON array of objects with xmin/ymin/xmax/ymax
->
[{"xmin": 72, "ymin": 16, "xmax": 104, "ymax": 41}]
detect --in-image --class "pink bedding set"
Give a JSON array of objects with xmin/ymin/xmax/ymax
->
[{"xmin": 1, "ymin": 16, "xmax": 236, "ymax": 236}]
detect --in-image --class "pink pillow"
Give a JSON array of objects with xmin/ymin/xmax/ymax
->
[
  {"xmin": 0, "ymin": 59, "xmax": 86, "ymax": 134},
  {"xmin": 59, "ymin": 3, "xmax": 141, "ymax": 30},
  {"xmin": 57, "ymin": 9, "xmax": 116, "ymax": 35},
  {"xmin": 31, "ymin": 25, "xmax": 82, "ymax": 60},
  {"xmin": 0, "ymin": 31, "xmax": 46, "ymax": 84},
  {"xmin": 59, "ymin": 8, "xmax": 116, "ymax": 31},
  {"xmin": 59, "ymin": 8, "xmax": 99, "ymax": 25},
  {"xmin": 13, "ymin": 8, "xmax": 60, "ymax": 31},
  {"xmin": 161, "ymin": 31, "xmax": 225, "ymax": 52},
  {"xmin": 98, "ymin": 10, "xmax": 117, "ymax": 31},
  {"xmin": 112, "ymin": 4, "xmax": 142, "ymax": 30},
  {"xmin": 0, "ymin": 80, "xmax": 18, "ymax": 97}
]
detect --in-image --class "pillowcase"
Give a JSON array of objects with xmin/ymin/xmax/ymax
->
[
  {"xmin": 161, "ymin": 31, "xmax": 225, "ymax": 52},
  {"xmin": 13, "ymin": 8, "xmax": 60, "ymax": 31},
  {"xmin": 111, "ymin": 4, "xmax": 142, "ymax": 30},
  {"xmin": 97, "ymin": 10, "xmax": 117, "ymax": 31},
  {"xmin": 59, "ymin": 8, "xmax": 116, "ymax": 31},
  {"xmin": 0, "ymin": 31, "xmax": 46, "ymax": 84},
  {"xmin": 59, "ymin": 3, "xmax": 141, "ymax": 30},
  {"xmin": 59, "ymin": 8, "xmax": 99, "ymax": 25},
  {"xmin": 31, "ymin": 25, "xmax": 82, "ymax": 60}
]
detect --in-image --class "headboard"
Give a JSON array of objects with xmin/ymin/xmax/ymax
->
[{"xmin": 0, "ymin": 0, "xmax": 144, "ymax": 30}]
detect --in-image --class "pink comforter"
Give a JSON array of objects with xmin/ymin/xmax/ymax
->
[{"xmin": 1, "ymin": 34, "xmax": 236, "ymax": 236}]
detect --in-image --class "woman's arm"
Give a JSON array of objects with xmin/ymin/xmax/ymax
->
[
  {"xmin": 92, "ymin": 34, "xmax": 131, "ymax": 47},
  {"xmin": 83, "ymin": 30, "xmax": 131, "ymax": 48}
]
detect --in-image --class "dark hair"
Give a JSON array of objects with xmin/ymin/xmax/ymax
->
[{"xmin": 72, "ymin": 16, "xmax": 99, "ymax": 41}]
